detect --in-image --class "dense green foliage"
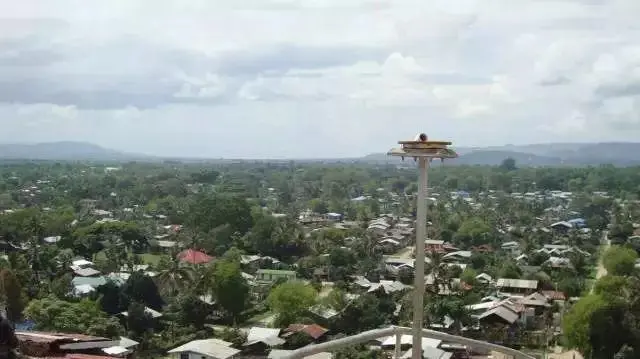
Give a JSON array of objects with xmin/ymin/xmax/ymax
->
[{"xmin": 1, "ymin": 160, "xmax": 640, "ymax": 357}]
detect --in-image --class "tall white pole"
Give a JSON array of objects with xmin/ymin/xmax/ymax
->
[{"xmin": 412, "ymin": 157, "xmax": 429, "ymax": 359}]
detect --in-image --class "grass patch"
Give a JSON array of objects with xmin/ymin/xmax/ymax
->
[{"xmin": 139, "ymin": 253, "xmax": 163, "ymax": 265}]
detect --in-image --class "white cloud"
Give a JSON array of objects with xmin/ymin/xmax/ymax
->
[{"xmin": 1, "ymin": 0, "xmax": 640, "ymax": 157}]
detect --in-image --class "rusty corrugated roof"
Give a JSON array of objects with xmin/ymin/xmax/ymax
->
[{"xmin": 284, "ymin": 324, "xmax": 328, "ymax": 339}]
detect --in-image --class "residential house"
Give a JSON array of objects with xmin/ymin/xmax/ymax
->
[
  {"xmin": 255, "ymin": 269, "xmax": 297, "ymax": 283},
  {"xmin": 17, "ymin": 331, "xmax": 121, "ymax": 359},
  {"xmin": 269, "ymin": 351, "xmax": 331, "ymax": 359},
  {"xmin": 471, "ymin": 244, "xmax": 493, "ymax": 253},
  {"xmin": 74, "ymin": 267, "xmax": 102, "ymax": 277},
  {"xmin": 43, "ymin": 236, "xmax": 62, "ymax": 244},
  {"xmin": 384, "ymin": 257, "xmax": 429, "ymax": 277},
  {"xmin": 477, "ymin": 305, "xmax": 519, "ymax": 326},
  {"xmin": 307, "ymin": 306, "xmax": 340, "ymax": 328},
  {"xmin": 120, "ymin": 306, "xmax": 163, "ymax": 320},
  {"xmin": 567, "ymin": 218, "xmax": 586, "ymax": 229},
  {"xmin": 425, "ymin": 239, "xmax": 445, "ymax": 254},
  {"xmin": 496, "ymin": 278, "xmax": 539, "ymax": 295},
  {"xmin": 325, "ymin": 212, "xmax": 343, "ymax": 221},
  {"xmin": 244, "ymin": 327, "xmax": 285, "ymax": 353},
  {"xmin": 0, "ymin": 239, "xmax": 22, "ymax": 253},
  {"xmin": 543, "ymin": 256, "xmax": 573, "ymax": 269},
  {"xmin": 400, "ymin": 347, "xmax": 453, "ymax": 359},
  {"xmin": 500, "ymin": 241, "xmax": 521, "ymax": 256},
  {"xmin": 177, "ymin": 249, "xmax": 214, "ymax": 265},
  {"xmin": 168, "ymin": 339, "xmax": 239, "ymax": 359},
  {"xmin": 281, "ymin": 324, "xmax": 329, "ymax": 347},
  {"xmin": 550, "ymin": 221, "xmax": 573, "ymax": 233},
  {"xmin": 515, "ymin": 254, "xmax": 528, "ymax": 264},
  {"xmin": 379, "ymin": 238, "xmax": 402, "ymax": 253},
  {"xmin": 71, "ymin": 276, "xmax": 108, "ymax": 296},
  {"xmin": 368, "ymin": 219, "xmax": 390, "ymax": 235},
  {"xmin": 366, "ymin": 280, "xmax": 408, "ymax": 295},
  {"xmin": 542, "ymin": 290, "xmax": 567, "ymax": 302},
  {"xmin": 475, "ymin": 273, "xmax": 493, "ymax": 285},
  {"xmin": 379, "ymin": 335, "xmax": 442, "ymax": 352},
  {"xmin": 150, "ymin": 239, "xmax": 179, "ymax": 253},
  {"xmin": 102, "ymin": 337, "xmax": 140, "ymax": 357},
  {"xmin": 442, "ymin": 251, "xmax": 471, "ymax": 262},
  {"xmin": 70, "ymin": 258, "xmax": 95, "ymax": 271},
  {"xmin": 520, "ymin": 292, "xmax": 551, "ymax": 316}
]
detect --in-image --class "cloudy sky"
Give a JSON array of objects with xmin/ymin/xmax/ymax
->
[{"xmin": 1, "ymin": 0, "xmax": 640, "ymax": 158}]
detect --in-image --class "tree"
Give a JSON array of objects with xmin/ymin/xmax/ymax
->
[
  {"xmin": 24, "ymin": 296, "xmax": 123, "ymax": 338},
  {"xmin": 338, "ymin": 294, "xmax": 394, "ymax": 335},
  {"xmin": 212, "ymin": 259, "xmax": 249, "ymax": 323},
  {"xmin": 589, "ymin": 301, "xmax": 629, "ymax": 359},
  {"xmin": 95, "ymin": 280, "xmax": 127, "ymax": 315},
  {"xmin": 267, "ymin": 281, "xmax": 317, "ymax": 327},
  {"xmin": 498, "ymin": 260, "xmax": 521, "ymax": 279},
  {"xmin": 175, "ymin": 294, "xmax": 210, "ymax": 330},
  {"xmin": 155, "ymin": 254, "xmax": 194, "ymax": 295},
  {"xmin": 50, "ymin": 273, "xmax": 74, "ymax": 301},
  {"xmin": 499, "ymin": 157, "xmax": 517, "ymax": 171},
  {"xmin": 323, "ymin": 288, "xmax": 349, "ymax": 311},
  {"xmin": 121, "ymin": 272, "xmax": 164, "ymax": 311},
  {"xmin": 594, "ymin": 275, "xmax": 628, "ymax": 299},
  {"xmin": 603, "ymin": 246, "xmax": 638, "ymax": 276},
  {"xmin": 455, "ymin": 217, "xmax": 491, "ymax": 245},
  {"xmin": 126, "ymin": 301, "xmax": 154, "ymax": 339},
  {"xmin": 0, "ymin": 268, "xmax": 24, "ymax": 321},
  {"xmin": 563, "ymin": 294, "xmax": 607, "ymax": 357},
  {"xmin": 220, "ymin": 327, "xmax": 247, "ymax": 347},
  {"xmin": 469, "ymin": 253, "xmax": 487, "ymax": 270},
  {"xmin": 328, "ymin": 247, "xmax": 357, "ymax": 281},
  {"xmin": 187, "ymin": 194, "xmax": 253, "ymax": 236},
  {"xmin": 460, "ymin": 267, "xmax": 477, "ymax": 286},
  {"xmin": 334, "ymin": 345, "xmax": 385, "ymax": 359}
]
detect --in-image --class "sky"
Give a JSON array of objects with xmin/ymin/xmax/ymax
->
[{"xmin": 1, "ymin": 0, "xmax": 640, "ymax": 158}]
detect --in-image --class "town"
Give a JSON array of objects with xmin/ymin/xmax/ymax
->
[{"xmin": 0, "ymin": 158, "xmax": 638, "ymax": 359}]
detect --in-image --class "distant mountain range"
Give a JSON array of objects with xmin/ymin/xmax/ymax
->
[
  {"xmin": 362, "ymin": 142, "xmax": 640, "ymax": 166},
  {"xmin": 1, "ymin": 141, "xmax": 640, "ymax": 166},
  {"xmin": 0, "ymin": 142, "xmax": 149, "ymax": 161}
]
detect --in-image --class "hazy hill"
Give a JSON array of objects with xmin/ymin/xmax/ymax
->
[
  {"xmin": 2, "ymin": 141, "xmax": 640, "ymax": 165},
  {"xmin": 362, "ymin": 142, "xmax": 640, "ymax": 166},
  {"xmin": 0, "ymin": 142, "xmax": 148, "ymax": 161}
]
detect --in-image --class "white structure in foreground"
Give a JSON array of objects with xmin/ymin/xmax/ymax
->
[{"xmin": 281, "ymin": 326, "xmax": 534, "ymax": 359}]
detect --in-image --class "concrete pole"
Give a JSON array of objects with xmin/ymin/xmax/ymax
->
[
  {"xmin": 395, "ymin": 332, "xmax": 403, "ymax": 359},
  {"xmin": 412, "ymin": 157, "xmax": 429, "ymax": 359}
]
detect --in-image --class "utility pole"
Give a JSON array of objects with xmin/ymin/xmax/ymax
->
[{"xmin": 388, "ymin": 133, "xmax": 457, "ymax": 359}]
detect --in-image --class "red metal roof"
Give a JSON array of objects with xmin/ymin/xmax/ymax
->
[
  {"xmin": 177, "ymin": 249, "xmax": 214, "ymax": 264},
  {"xmin": 285, "ymin": 324, "xmax": 329, "ymax": 339}
]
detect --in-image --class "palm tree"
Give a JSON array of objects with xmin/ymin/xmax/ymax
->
[
  {"xmin": 443, "ymin": 298, "xmax": 472, "ymax": 335},
  {"xmin": 154, "ymin": 250, "xmax": 194, "ymax": 296},
  {"xmin": 425, "ymin": 252, "xmax": 447, "ymax": 296}
]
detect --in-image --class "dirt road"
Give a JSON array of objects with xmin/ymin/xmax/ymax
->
[{"xmin": 591, "ymin": 231, "xmax": 610, "ymax": 293}]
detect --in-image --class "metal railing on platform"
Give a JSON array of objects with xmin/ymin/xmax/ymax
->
[{"xmin": 281, "ymin": 326, "xmax": 535, "ymax": 359}]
